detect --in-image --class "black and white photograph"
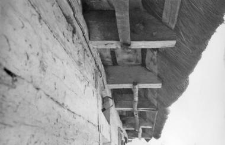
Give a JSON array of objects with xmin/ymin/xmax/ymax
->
[{"xmin": 0, "ymin": 0, "xmax": 225, "ymax": 145}]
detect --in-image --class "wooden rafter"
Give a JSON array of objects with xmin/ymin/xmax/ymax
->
[
  {"xmin": 89, "ymin": 40, "xmax": 176, "ymax": 49},
  {"xmin": 162, "ymin": 0, "xmax": 181, "ymax": 29},
  {"xmin": 112, "ymin": 0, "xmax": 131, "ymax": 46}
]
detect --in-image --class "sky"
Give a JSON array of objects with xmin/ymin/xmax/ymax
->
[{"xmin": 127, "ymin": 22, "xmax": 225, "ymax": 145}]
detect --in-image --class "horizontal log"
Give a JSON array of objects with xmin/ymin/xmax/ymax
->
[
  {"xmin": 124, "ymin": 126, "xmax": 153, "ymax": 130},
  {"xmin": 105, "ymin": 66, "xmax": 162, "ymax": 89},
  {"xmin": 108, "ymin": 84, "xmax": 161, "ymax": 89},
  {"xmin": 89, "ymin": 41, "xmax": 176, "ymax": 49}
]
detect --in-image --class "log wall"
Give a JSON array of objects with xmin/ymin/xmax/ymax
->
[{"xmin": 0, "ymin": 0, "xmax": 105, "ymax": 144}]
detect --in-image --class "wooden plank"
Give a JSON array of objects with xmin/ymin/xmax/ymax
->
[
  {"xmin": 108, "ymin": 83, "xmax": 161, "ymax": 89},
  {"xmin": 84, "ymin": 10, "xmax": 176, "ymax": 41},
  {"xmin": 123, "ymin": 126, "xmax": 152, "ymax": 130},
  {"xmin": 146, "ymin": 49, "xmax": 158, "ymax": 75},
  {"xmin": 97, "ymin": 46, "xmax": 142, "ymax": 66},
  {"xmin": 117, "ymin": 108, "xmax": 157, "ymax": 112},
  {"xmin": 116, "ymin": 108, "xmax": 157, "ymax": 111},
  {"xmin": 162, "ymin": 0, "xmax": 181, "ymax": 29},
  {"xmin": 132, "ymin": 84, "xmax": 139, "ymax": 131},
  {"xmin": 113, "ymin": 90, "xmax": 155, "ymax": 102},
  {"xmin": 138, "ymin": 127, "xmax": 142, "ymax": 139},
  {"xmin": 122, "ymin": 117, "xmax": 153, "ymax": 129},
  {"xmin": 126, "ymin": 130, "xmax": 151, "ymax": 139},
  {"xmin": 90, "ymin": 41, "xmax": 176, "ymax": 49},
  {"xmin": 115, "ymin": 101, "xmax": 155, "ymax": 110},
  {"xmin": 105, "ymin": 66, "xmax": 162, "ymax": 89},
  {"xmin": 112, "ymin": 0, "xmax": 131, "ymax": 46}
]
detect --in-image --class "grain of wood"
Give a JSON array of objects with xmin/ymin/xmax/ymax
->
[
  {"xmin": 162, "ymin": 0, "xmax": 181, "ymax": 29},
  {"xmin": 90, "ymin": 41, "xmax": 176, "ymax": 49},
  {"xmin": 112, "ymin": 0, "xmax": 131, "ymax": 45}
]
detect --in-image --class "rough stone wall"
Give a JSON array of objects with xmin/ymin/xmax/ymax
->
[{"xmin": 0, "ymin": 0, "xmax": 105, "ymax": 144}]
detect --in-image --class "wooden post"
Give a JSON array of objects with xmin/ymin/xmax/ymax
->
[
  {"xmin": 138, "ymin": 127, "xmax": 142, "ymax": 140},
  {"xmin": 132, "ymin": 82, "xmax": 139, "ymax": 131},
  {"xmin": 112, "ymin": 0, "xmax": 131, "ymax": 47}
]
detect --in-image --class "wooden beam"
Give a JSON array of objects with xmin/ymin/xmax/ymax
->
[
  {"xmin": 124, "ymin": 126, "xmax": 152, "ymax": 130},
  {"xmin": 138, "ymin": 127, "xmax": 142, "ymax": 139},
  {"xmin": 115, "ymin": 101, "xmax": 156, "ymax": 110},
  {"xmin": 112, "ymin": 0, "xmax": 131, "ymax": 46},
  {"xmin": 113, "ymin": 91, "xmax": 149, "ymax": 101},
  {"xmin": 84, "ymin": 10, "xmax": 176, "ymax": 41},
  {"xmin": 126, "ymin": 130, "xmax": 151, "ymax": 139},
  {"xmin": 140, "ymin": 126, "xmax": 152, "ymax": 129},
  {"xmin": 105, "ymin": 66, "xmax": 162, "ymax": 89},
  {"xmin": 124, "ymin": 127, "xmax": 135, "ymax": 130},
  {"xmin": 162, "ymin": 0, "xmax": 181, "ymax": 29},
  {"xmin": 132, "ymin": 84, "xmax": 139, "ymax": 131},
  {"xmin": 89, "ymin": 41, "xmax": 176, "ymax": 49},
  {"xmin": 116, "ymin": 108, "xmax": 157, "ymax": 111},
  {"xmin": 108, "ymin": 84, "xmax": 161, "ymax": 89}
]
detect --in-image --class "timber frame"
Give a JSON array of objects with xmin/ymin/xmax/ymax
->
[{"xmin": 82, "ymin": 0, "xmax": 181, "ymax": 142}]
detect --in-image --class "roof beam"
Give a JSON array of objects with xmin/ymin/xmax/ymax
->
[
  {"xmin": 112, "ymin": 0, "xmax": 131, "ymax": 46},
  {"xmin": 105, "ymin": 66, "xmax": 162, "ymax": 89},
  {"xmin": 89, "ymin": 40, "xmax": 176, "ymax": 49},
  {"xmin": 108, "ymin": 84, "xmax": 161, "ymax": 89},
  {"xmin": 162, "ymin": 0, "xmax": 181, "ymax": 29}
]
